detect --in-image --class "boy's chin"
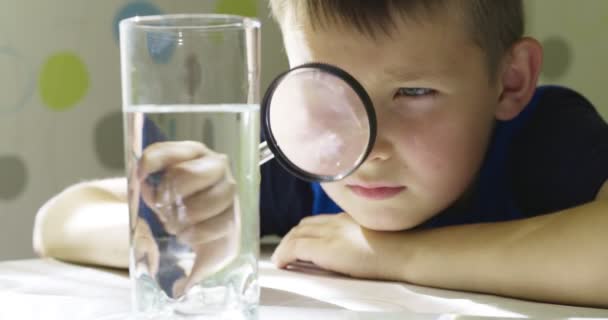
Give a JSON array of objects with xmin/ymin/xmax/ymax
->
[{"xmin": 347, "ymin": 210, "xmax": 423, "ymax": 232}]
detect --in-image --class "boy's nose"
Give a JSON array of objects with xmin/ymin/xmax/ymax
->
[
  {"xmin": 365, "ymin": 102, "xmax": 396, "ymax": 162},
  {"xmin": 367, "ymin": 135, "xmax": 393, "ymax": 162}
]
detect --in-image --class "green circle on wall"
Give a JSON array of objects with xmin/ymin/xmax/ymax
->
[
  {"xmin": 215, "ymin": 0, "xmax": 257, "ymax": 17},
  {"xmin": 39, "ymin": 52, "xmax": 90, "ymax": 111}
]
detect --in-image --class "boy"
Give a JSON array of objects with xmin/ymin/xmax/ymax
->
[{"xmin": 34, "ymin": 0, "xmax": 608, "ymax": 308}]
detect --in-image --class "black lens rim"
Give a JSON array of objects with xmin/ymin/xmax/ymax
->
[{"xmin": 261, "ymin": 62, "xmax": 377, "ymax": 182}]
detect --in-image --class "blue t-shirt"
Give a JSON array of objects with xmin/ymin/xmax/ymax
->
[{"xmin": 260, "ymin": 86, "xmax": 608, "ymax": 235}]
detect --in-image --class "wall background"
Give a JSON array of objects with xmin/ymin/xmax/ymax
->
[
  {"xmin": 0, "ymin": 0, "xmax": 288, "ymax": 259},
  {"xmin": 0, "ymin": 1, "xmax": 605, "ymax": 259},
  {"xmin": 526, "ymin": 0, "xmax": 608, "ymax": 119}
]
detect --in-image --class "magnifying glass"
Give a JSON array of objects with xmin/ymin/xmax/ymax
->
[{"xmin": 259, "ymin": 63, "xmax": 377, "ymax": 182}]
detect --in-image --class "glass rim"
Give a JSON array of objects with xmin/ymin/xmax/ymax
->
[{"xmin": 119, "ymin": 13, "xmax": 260, "ymax": 31}]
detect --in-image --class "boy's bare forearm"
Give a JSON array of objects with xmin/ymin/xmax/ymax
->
[
  {"xmin": 33, "ymin": 178, "xmax": 130, "ymax": 269},
  {"xmin": 404, "ymin": 197, "xmax": 608, "ymax": 308}
]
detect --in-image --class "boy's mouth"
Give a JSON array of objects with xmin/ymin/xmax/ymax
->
[{"xmin": 347, "ymin": 184, "xmax": 406, "ymax": 200}]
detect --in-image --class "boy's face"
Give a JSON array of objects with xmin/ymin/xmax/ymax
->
[{"xmin": 279, "ymin": 11, "xmax": 503, "ymax": 231}]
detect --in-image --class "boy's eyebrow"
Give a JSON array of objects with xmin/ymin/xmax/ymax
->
[{"xmin": 384, "ymin": 66, "xmax": 448, "ymax": 82}]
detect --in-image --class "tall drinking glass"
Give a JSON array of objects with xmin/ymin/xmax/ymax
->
[{"xmin": 119, "ymin": 14, "xmax": 260, "ymax": 319}]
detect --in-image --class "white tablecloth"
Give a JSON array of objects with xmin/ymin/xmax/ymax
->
[{"xmin": 0, "ymin": 253, "xmax": 607, "ymax": 320}]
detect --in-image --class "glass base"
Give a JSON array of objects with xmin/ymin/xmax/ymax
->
[{"xmin": 132, "ymin": 263, "xmax": 259, "ymax": 320}]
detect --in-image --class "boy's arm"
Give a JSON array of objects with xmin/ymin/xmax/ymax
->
[
  {"xmin": 33, "ymin": 178, "xmax": 130, "ymax": 269},
  {"xmin": 272, "ymin": 180, "xmax": 608, "ymax": 308},
  {"xmin": 401, "ymin": 179, "xmax": 608, "ymax": 308}
]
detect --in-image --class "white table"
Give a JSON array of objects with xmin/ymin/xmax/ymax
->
[{"xmin": 1, "ymin": 248, "xmax": 607, "ymax": 320}]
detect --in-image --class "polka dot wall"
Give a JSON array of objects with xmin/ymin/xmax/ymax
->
[
  {"xmin": 0, "ymin": 0, "xmax": 266, "ymax": 259},
  {"xmin": 1, "ymin": 1, "xmax": 606, "ymax": 259}
]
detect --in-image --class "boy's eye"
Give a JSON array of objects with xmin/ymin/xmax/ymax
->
[{"xmin": 395, "ymin": 87, "xmax": 436, "ymax": 98}]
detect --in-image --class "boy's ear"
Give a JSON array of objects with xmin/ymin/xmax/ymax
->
[{"xmin": 495, "ymin": 37, "xmax": 543, "ymax": 121}]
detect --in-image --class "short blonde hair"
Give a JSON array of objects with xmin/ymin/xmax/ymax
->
[{"xmin": 270, "ymin": 0, "xmax": 524, "ymax": 80}]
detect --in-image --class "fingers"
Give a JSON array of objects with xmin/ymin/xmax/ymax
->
[
  {"xmin": 174, "ymin": 236, "xmax": 238, "ymax": 297},
  {"xmin": 137, "ymin": 140, "xmax": 236, "ymax": 234},
  {"xmin": 285, "ymin": 214, "xmax": 335, "ymax": 239},
  {"xmin": 270, "ymin": 221, "xmax": 326, "ymax": 268},
  {"xmin": 142, "ymin": 177, "xmax": 236, "ymax": 235},
  {"xmin": 155, "ymin": 154, "xmax": 228, "ymax": 199},
  {"xmin": 177, "ymin": 206, "xmax": 237, "ymax": 246},
  {"xmin": 133, "ymin": 218, "xmax": 160, "ymax": 276},
  {"xmin": 138, "ymin": 141, "xmax": 209, "ymax": 179},
  {"xmin": 271, "ymin": 236, "xmax": 323, "ymax": 269},
  {"xmin": 172, "ymin": 277, "xmax": 189, "ymax": 299},
  {"xmin": 140, "ymin": 155, "xmax": 232, "ymax": 225},
  {"xmin": 270, "ymin": 214, "xmax": 348, "ymax": 268},
  {"xmin": 192, "ymin": 237, "xmax": 238, "ymax": 280},
  {"xmin": 180, "ymin": 178, "xmax": 236, "ymax": 224}
]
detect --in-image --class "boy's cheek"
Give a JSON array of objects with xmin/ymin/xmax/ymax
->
[{"xmin": 317, "ymin": 116, "xmax": 491, "ymax": 230}]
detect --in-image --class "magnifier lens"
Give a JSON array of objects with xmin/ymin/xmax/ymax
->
[{"xmin": 267, "ymin": 66, "xmax": 372, "ymax": 180}]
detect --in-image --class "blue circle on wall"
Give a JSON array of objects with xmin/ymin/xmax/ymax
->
[
  {"xmin": 114, "ymin": 1, "xmax": 175, "ymax": 64},
  {"xmin": 113, "ymin": 1, "xmax": 163, "ymax": 42},
  {"xmin": 0, "ymin": 46, "xmax": 34, "ymax": 114},
  {"xmin": 146, "ymin": 30, "xmax": 177, "ymax": 64}
]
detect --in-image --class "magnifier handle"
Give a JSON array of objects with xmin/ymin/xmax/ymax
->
[{"xmin": 259, "ymin": 141, "xmax": 274, "ymax": 165}]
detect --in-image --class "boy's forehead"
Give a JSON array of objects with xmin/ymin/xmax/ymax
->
[
  {"xmin": 275, "ymin": 0, "xmax": 463, "ymax": 39},
  {"xmin": 281, "ymin": 12, "xmax": 478, "ymax": 80},
  {"xmin": 281, "ymin": 2, "xmax": 469, "ymax": 50}
]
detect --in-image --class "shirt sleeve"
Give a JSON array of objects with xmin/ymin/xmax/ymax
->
[
  {"xmin": 509, "ymin": 86, "xmax": 608, "ymax": 215},
  {"xmin": 260, "ymin": 155, "xmax": 313, "ymax": 237}
]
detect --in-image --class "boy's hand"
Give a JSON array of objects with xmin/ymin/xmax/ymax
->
[
  {"xmin": 133, "ymin": 217, "xmax": 160, "ymax": 276},
  {"xmin": 137, "ymin": 141, "xmax": 240, "ymax": 296},
  {"xmin": 138, "ymin": 141, "xmax": 236, "ymax": 238},
  {"xmin": 271, "ymin": 213, "xmax": 411, "ymax": 281},
  {"xmin": 139, "ymin": 141, "xmax": 236, "ymax": 239}
]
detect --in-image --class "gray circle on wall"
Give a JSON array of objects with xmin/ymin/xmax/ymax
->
[
  {"xmin": 95, "ymin": 111, "xmax": 125, "ymax": 170},
  {"xmin": 0, "ymin": 155, "xmax": 28, "ymax": 200},
  {"xmin": 541, "ymin": 36, "xmax": 573, "ymax": 81}
]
